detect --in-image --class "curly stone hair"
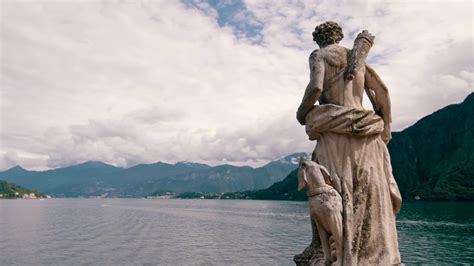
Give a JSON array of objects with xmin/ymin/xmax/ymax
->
[{"xmin": 312, "ymin": 21, "xmax": 344, "ymax": 47}]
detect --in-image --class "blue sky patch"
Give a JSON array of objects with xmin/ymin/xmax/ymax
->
[{"xmin": 183, "ymin": 0, "xmax": 263, "ymax": 42}]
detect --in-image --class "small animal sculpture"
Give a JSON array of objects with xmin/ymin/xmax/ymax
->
[{"xmin": 298, "ymin": 159, "xmax": 343, "ymax": 265}]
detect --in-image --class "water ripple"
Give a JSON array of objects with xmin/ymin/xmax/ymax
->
[{"xmin": 0, "ymin": 199, "xmax": 472, "ymax": 265}]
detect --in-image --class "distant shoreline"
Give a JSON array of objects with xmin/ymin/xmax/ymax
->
[{"xmin": 4, "ymin": 196, "xmax": 470, "ymax": 203}]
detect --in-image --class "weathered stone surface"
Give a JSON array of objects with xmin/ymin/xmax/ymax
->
[
  {"xmin": 298, "ymin": 159, "xmax": 343, "ymax": 265},
  {"xmin": 295, "ymin": 21, "xmax": 402, "ymax": 265}
]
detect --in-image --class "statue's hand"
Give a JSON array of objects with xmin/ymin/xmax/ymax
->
[
  {"xmin": 296, "ymin": 109, "xmax": 306, "ymax": 125},
  {"xmin": 381, "ymin": 124, "xmax": 392, "ymax": 144}
]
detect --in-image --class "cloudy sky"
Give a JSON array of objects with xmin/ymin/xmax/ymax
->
[{"xmin": 0, "ymin": 0, "xmax": 472, "ymax": 170}]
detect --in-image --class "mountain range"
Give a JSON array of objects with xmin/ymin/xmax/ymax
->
[
  {"xmin": 223, "ymin": 92, "xmax": 474, "ymax": 201},
  {"xmin": 1, "ymin": 93, "xmax": 472, "ymax": 200},
  {"xmin": 389, "ymin": 93, "xmax": 473, "ymax": 200},
  {"xmin": 0, "ymin": 153, "xmax": 310, "ymax": 197}
]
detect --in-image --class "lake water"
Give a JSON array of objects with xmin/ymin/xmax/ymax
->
[{"xmin": 0, "ymin": 199, "xmax": 473, "ymax": 265}]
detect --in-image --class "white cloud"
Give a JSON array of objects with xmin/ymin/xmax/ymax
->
[{"xmin": 0, "ymin": 0, "xmax": 472, "ymax": 170}]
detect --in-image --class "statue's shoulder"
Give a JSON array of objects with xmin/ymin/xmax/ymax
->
[
  {"xmin": 308, "ymin": 49, "xmax": 324, "ymax": 68},
  {"xmin": 309, "ymin": 49, "xmax": 322, "ymax": 61}
]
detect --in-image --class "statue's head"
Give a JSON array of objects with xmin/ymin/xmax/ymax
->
[{"xmin": 312, "ymin": 21, "xmax": 344, "ymax": 48}]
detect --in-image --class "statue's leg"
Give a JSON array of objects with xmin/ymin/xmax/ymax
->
[
  {"xmin": 316, "ymin": 222, "xmax": 331, "ymax": 265},
  {"xmin": 310, "ymin": 211, "xmax": 321, "ymax": 247},
  {"xmin": 329, "ymin": 213, "xmax": 343, "ymax": 266}
]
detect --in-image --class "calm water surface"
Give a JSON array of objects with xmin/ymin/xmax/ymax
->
[{"xmin": 0, "ymin": 199, "xmax": 473, "ymax": 265}]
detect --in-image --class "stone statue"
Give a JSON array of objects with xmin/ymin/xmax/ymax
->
[{"xmin": 294, "ymin": 21, "xmax": 402, "ymax": 265}]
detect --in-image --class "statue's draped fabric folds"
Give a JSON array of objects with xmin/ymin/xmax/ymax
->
[
  {"xmin": 310, "ymin": 110, "xmax": 401, "ymax": 265},
  {"xmin": 295, "ymin": 21, "xmax": 402, "ymax": 265}
]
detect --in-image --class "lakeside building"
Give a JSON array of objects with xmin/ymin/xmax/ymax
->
[{"xmin": 22, "ymin": 193, "xmax": 37, "ymax": 199}]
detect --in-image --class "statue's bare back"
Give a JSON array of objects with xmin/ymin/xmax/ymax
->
[{"xmin": 315, "ymin": 44, "xmax": 365, "ymax": 109}]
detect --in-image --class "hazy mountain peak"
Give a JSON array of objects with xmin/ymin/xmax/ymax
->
[
  {"xmin": 151, "ymin": 161, "xmax": 172, "ymax": 166},
  {"xmin": 71, "ymin": 161, "xmax": 119, "ymax": 169},
  {"xmin": 5, "ymin": 165, "xmax": 28, "ymax": 173},
  {"xmin": 80, "ymin": 161, "xmax": 109, "ymax": 166}
]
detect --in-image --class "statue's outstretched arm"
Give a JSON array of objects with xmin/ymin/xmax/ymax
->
[
  {"xmin": 365, "ymin": 64, "xmax": 392, "ymax": 143},
  {"xmin": 297, "ymin": 50, "xmax": 325, "ymax": 125}
]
